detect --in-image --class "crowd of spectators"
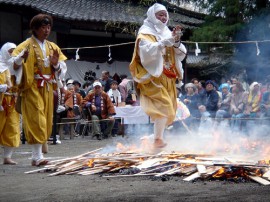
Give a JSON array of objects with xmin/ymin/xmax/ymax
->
[
  {"xmin": 176, "ymin": 76, "xmax": 270, "ymax": 135},
  {"xmin": 56, "ymin": 71, "xmax": 138, "ymax": 140},
  {"xmin": 55, "ymin": 70, "xmax": 270, "ymax": 140}
]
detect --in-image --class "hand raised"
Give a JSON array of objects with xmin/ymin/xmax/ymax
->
[
  {"xmin": 172, "ymin": 25, "xmax": 183, "ymax": 42},
  {"xmin": 50, "ymin": 48, "xmax": 59, "ymax": 66},
  {"xmin": 21, "ymin": 49, "xmax": 29, "ymax": 59}
]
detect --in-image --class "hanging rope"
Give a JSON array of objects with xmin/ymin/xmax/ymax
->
[{"xmin": 60, "ymin": 40, "xmax": 270, "ymax": 51}]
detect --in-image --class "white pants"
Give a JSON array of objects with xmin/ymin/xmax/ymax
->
[
  {"xmin": 154, "ymin": 117, "xmax": 168, "ymax": 140},
  {"xmin": 31, "ymin": 144, "xmax": 43, "ymax": 161},
  {"xmin": 3, "ymin": 146, "xmax": 14, "ymax": 158}
]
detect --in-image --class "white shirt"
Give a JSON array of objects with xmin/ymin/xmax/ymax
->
[{"xmin": 107, "ymin": 89, "xmax": 121, "ymax": 105}]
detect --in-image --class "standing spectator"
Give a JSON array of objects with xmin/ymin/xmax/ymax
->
[
  {"xmin": 12, "ymin": 14, "xmax": 67, "ymax": 166},
  {"xmin": 0, "ymin": 42, "xmax": 20, "ymax": 164},
  {"xmin": 82, "ymin": 81, "xmax": 115, "ymax": 140},
  {"xmin": 118, "ymin": 74, "xmax": 130, "ymax": 103},
  {"xmin": 101, "ymin": 70, "xmax": 113, "ymax": 93},
  {"xmin": 129, "ymin": 3, "xmax": 187, "ymax": 148},
  {"xmin": 230, "ymin": 82, "xmax": 248, "ymax": 131}
]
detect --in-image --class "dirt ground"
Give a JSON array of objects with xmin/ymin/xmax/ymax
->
[{"xmin": 0, "ymin": 135, "xmax": 270, "ymax": 202}]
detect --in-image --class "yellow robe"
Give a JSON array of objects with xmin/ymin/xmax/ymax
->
[
  {"xmin": 130, "ymin": 34, "xmax": 180, "ymax": 125},
  {"xmin": 0, "ymin": 69, "xmax": 20, "ymax": 147},
  {"xmin": 12, "ymin": 36, "xmax": 67, "ymax": 144}
]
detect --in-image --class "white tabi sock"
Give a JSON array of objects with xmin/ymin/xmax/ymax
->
[
  {"xmin": 3, "ymin": 146, "xmax": 14, "ymax": 159},
  {"xmin": 31, "ymin": 144, "xmax": 44, "ymax": 161},
  {"xmin": 154, "ymin": 117, "xmax": 168, "ymax": 140}
]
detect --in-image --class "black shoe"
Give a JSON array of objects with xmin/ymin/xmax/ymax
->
[
  {"xmin": 92, "ymin": 134, "xmax": 102, "ymax": 140},
  {"xmin": 102, "ymin": 135, "xmax": 108, "ymax": 139}
]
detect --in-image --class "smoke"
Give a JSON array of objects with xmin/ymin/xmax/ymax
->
[
  {"xmin": 233, "ymin": 10, "xmax": 270, "ymax": 83},
  {"xmin": 100, "ymin": 11, "xmax": 270, "ymax": 160},
  {"xmin": 101, "ymin": 118, "xmax": 270, "ymax": 162},
  {"xmin": 164, "ymin": 119, "xmax": 270, "ymax": 161}
]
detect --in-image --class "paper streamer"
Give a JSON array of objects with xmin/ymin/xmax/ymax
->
[
  {"xmin": 195, "ymin": 42, "xmax": 201, "ymax": 56},
  {"xmin": 75, "ymin": 48, "xmax": 80, "ymax": 61},
  {"xmin": 256, "ymin": 42, "xmax": 260, "ymax": 56}
]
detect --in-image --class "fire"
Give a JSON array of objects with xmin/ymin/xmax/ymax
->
[
  {"xmin": 87, "ymin": 159, "xmax": 94, "ymax": 167},
  {"xmin": 116, "ymin": 142, "xmax": 138, "ymax": 153},
  {"xmin": 212, "ymin": 167, "xmax": 248, "ymax": 179}
]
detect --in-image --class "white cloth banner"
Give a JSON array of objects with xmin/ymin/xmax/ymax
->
[{"xmin": 114, "ymin": 106, "xmax": 149, "ymax": 124}]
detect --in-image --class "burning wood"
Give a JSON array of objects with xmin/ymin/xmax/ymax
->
[{"xmin": 25, "ymin": 147, "xmax": 270, "ymax": 185}]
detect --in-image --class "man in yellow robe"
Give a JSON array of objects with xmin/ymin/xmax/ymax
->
[
  {"xmin": 12, "ymin": 14, "xmax": 67, "ymax": 166},
  {"xmin": 0, "ymin": 42, "xmax": 20, "ymax": 165},
  {"xmin": 130, "ymin": 3, "xmax": 187, "ymax": 148}
]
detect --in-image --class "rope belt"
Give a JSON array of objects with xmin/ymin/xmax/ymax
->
[
  {"xmin": 34, "ymin": 74, "xmax": 56, "ymax": 90},
  {"xmin": 4, "ymin": 92, "xmax": 17, "ymax": 96}
]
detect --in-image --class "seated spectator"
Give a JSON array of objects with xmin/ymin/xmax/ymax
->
[
  {"xmin": 197, "ymin": 80, "xmax": 206, "ymax": 102},
  {"xmin": 82, "ymin": 81, "xmax": 91, "ymax": 96},
  {"xmin": 230, "ymin": 82, "xmax": 248, "ymax": 131},
  {"xmin": 64, "ymin": 84, "xmax": 82, "ymax": 119},
  {"xmin": 191, "ymin": 78, "xmax": 199, "ymax": 94},
  {"xmin": 243, "ymin": 82, "xmax": 261, "ymax": 133},
  {"xmin": 73, "ymin": 80, "xmax": 86, "ymax": 98},
  {"xmin": 260, "ymin": 82, "xmax": 270, "ymax": 120},
  {"xmin": 82, "ymin": 81, "xmax": 116, "ymax": 140},
  {"xmin": 244, "ymin": 82, "xmax": 261, "ymax": 118},
  {"xmin": 180, "ymin": 83, "xmax": 201, "ymax": 131},
  {"xmin": 215, "ymin": 83, "xmax": 231, "ymax": 126},
  {"xmin": 177, "ymin": 87, "xmax": 183, "ymax": 100},
  {"xmin": 57, "ymin": 84, "xmax": 83, "ymax": 136},
  {"xmin": 199, "ymin": 80, "xmax": 219, "ymax": 118},
  {"xmin": 107, "ymin": 80, "xmax": 121, "ymax": 106},
  {"xmin": 125, "ymin": 80, "xmax": 138, "ymax": 105}
]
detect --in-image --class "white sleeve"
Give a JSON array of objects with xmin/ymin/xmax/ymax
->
[
  {"xmin": 117, "ymin": 90, "xmax": 122, "ymax": 103},
  {"xmin": 0, "ymin": 84, "xmax": 8, "ymax": 93},
  {"xmin": 174, "ymin": 43, "xmax": 187, "ymax": 80},
  {"xmin": 139, "ymin": 39, "xmax": 164, "ymax": 77},
  {"xmin": 174, "ymin": 43, "xmax": 187, "ymax": 61},
  {"xmin": 8, "ymin": 57, "xmax": 23, "ymax": 85},
  {"xmin": 57, "ymin": 61, "xmax": 67, "ymax": 80}
]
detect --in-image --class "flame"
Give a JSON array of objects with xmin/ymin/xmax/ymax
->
[
  {"xmin": 212, "ymin": 167, "xmax": 226, "ymax": 178},
  {"xmin": 87, "ymin": 159, "xmax": 94, "ymax": 167}
]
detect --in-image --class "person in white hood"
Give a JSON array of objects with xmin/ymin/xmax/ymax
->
[
  {"xmin": 0, "ymin": 42, "xmax": 20, "ymax": 164},
  {"xmin": 129, "ymin": 3, "xmax": 187, "ymax": 148}
]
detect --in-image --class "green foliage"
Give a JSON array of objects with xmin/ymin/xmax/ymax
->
[{"xmin": 190, "ymin": 0, "xmax": 270, "ymax": 52}]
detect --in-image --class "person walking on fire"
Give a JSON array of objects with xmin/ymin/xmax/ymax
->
[{"xmin": 129, "ymin": 3, "xmax": 187, "ymax": 148}]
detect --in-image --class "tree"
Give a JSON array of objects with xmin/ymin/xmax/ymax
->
[{"xmin": 190, "ymin": 0, "xmax": 270, "ymax": 43}]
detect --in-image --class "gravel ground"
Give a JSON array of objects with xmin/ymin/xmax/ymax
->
[{"xmin": 0, "ymin": 135, "xmax": 270, "ymax": 202}]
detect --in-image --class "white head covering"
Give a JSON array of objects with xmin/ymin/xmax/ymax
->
[
  {"xmin": 0, "ymin": 42, "xmax": 16, "ymax": 73},
  {"xmin": 249, "ymin": 81, "xmax": 260, "ymax": 93},
  {"xmin": 138, "ymin": 3, "xmax": 171, "ymax": 40}
]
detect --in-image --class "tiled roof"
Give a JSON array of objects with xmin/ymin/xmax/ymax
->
[{"xmin": 0, "ymin": 0, "xmax": 204, "ymax": 28}]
